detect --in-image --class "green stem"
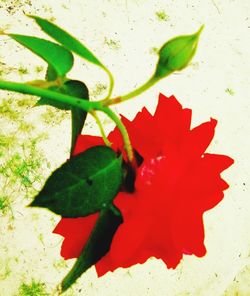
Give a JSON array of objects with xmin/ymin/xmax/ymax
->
[
  {"xmin": 0, "ymin": 80, "xmax": 97, "ymax": 111},
  {"xmin": 103, "ymin": 66, "xmax": 114, "ymax": 99},
  {"xmin": 121, "ymin": 76, "xmax": 159, "ymax": 101},
  {"xmin": 90, "ymin": 111, "xmax": 111, "ymax": 147},
  {"xmin": 98, "ymin": 105, "xmax": 134, "ymax": 162},
  {"xmin": 103, "ymin": 76, "xmax": 160, "ymax": 106}
]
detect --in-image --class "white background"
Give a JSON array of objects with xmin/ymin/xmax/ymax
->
[{"xmin": 0, "ymin": 1, "xmax": 250, "ymax": 295}]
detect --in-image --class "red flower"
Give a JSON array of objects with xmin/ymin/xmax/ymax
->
[{"xmin": 53, "ymin": 94, "xmax": 233, "ymax": 276}]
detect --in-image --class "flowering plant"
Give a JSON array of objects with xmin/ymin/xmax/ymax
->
[{"xmin": 0, "ymin": 16, "xmax": 233, "ymax": 293}]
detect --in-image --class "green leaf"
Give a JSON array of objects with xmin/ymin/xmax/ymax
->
[
  {"xmin": 45, "ymin": 64, "xmax": 58, "ymax": 81},
  {"xmin": 154, "ymin": 25, "xmax": 204, "ymax": 79},
  {"xmin": 37, "ymin": 79, "xmax": 89, "ymax": 153},
  {"xmin": 36, "ymin": 85, "xmax": 70, "ymax": 110},
  {"xmin": 37, "ymin": 79, "xmax": 89, "ymax": 110},
  {"xmin": 61, "ymin": 207, "xmax": 123, "ymax": 292},
  {"xmin": 8, "ymin": 34, "xmax": 74, "ymax": 76},
  {"xmin": 9, "ymin": 34, "xmax": 73, "ymax": 77},
  {"xmin": 36, "ymin": 64, "xmax": 64, "ymax": 109},
  {"xmin": 28, "ymin": 15, "xmax": 104, "ymax": 68},
  {"xmin": 67, "ymin": 80, "xmax": 89, "ymax": 154},
  {"xmin": 70, "ymin": 106, "xmax": 87, "ymax": 156},
  {"xmin": 29, "ymin": 146, "xmax": 123, "ymax": 217}
]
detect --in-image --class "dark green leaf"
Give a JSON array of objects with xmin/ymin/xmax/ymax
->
[
  {"xmin": 36, "ymin": 85, "xmax": 70, "ymax": 110},
  {"xmin": 28, "ymin": 15, "xmax": 104, "ymax": 68},
  {"xmin": 67, "ymin": 80, "xmax": 89, "ymax": 154},
  {"xmin": 61, "ymin": 207, "xmax": 123, "ymax": 292},
  {"xmin": 37, "ymin": 79, "xmax": 89, "ymax": 110},
  {"xmin": 9, "ymin": 34, "xmax": 73, "ymax": 77},
  {"xmin": 70, "ymin": 106, "xmax": 87, "ymax": 156},
  {"xmin": 35, "ymin": 65, "xmax": 59, "ymax": 107},
  {"xmin": 30, "ymin": 146, "xmax": 123, "ymax": 217},
  {"xmin": 37, "ymin": 78, "xmax": 89, "ymax": 154},
  {"xmin": 154, "ymin": 25, "xmax": 204, "ymax": 79},
  {"xmin": 45, "ymin": 64, "xmax": 58, "ymax": 81}
]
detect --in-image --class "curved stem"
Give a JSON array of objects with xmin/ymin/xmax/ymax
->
[
  {"xmin": 90, "ymin": 111, "xmax": 111, "ymax": 147},
  {"xmin": 103, "ymin": 66, "xmax": 114, "ymax": 99},
  {"xmin": 102, "ymin": 76, "xmax": 160, "ymax": 106},
  {"xmin": 98, "ymin": 105, "xmax": 134, "ymax": 162}
]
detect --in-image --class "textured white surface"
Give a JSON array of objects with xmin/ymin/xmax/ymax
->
[{"xmin": 0, "ymin": 1, "xmax": 250, "ymax": 295}]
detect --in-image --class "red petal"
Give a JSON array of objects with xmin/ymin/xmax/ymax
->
[
  {"xmin": 53, "ymin": 214, "xmax": 99, "ymax": 259},
  {"xmin": 155, "ymin": 94, "xmax": 192, "ymax": 143},
  {"xmin": 73, "ymin": 135, "xmax": 105, "ymax": 156},
  {"xmin": 181, "ymin": 119, "xmax": 217, "ymax": 162}
]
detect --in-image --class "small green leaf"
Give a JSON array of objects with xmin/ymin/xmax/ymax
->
[
  {"xmin": 154, "ymin": 25, "xmax": 204, "ymax": 78},
  {"xmin": 45, "ymin": 64, "xmax": 58, "ymax": 81},
  {"xmin": 9, "ymin": 34, "xmax": 73, "ymax": 77},
  {"xmin": 67, "ymin": 80, "xmax": 89, "ymax": 154},
  {"xmin": 28, "ymin": 15, "xmax": 104, "ymax": 68},
  {"xmin": 30, "ymin": 146, "xmax": 123, "ymax": 217},
  {"xmin": 37, "ymin": 79, "xmax": 89, "ymax": 110},
  {"xmin": 61, "ymin": 207, "xmax": 123, "ymax": 292},
  {"xmin": 71, "ymin": 106, "xmax": 87, "ymax": 156},
  {"xmin": 36, "ymin": 85, "xmax": 70, "ymax": 110},
  {"xmin": 36, "ymin": 64, "xmax": 64, "ymax": 109},
  {"xmin": 37, "ymin": 79, "xmax": 89, "ymax": 153}
]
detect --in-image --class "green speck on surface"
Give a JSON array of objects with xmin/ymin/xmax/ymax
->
[
  {"xmin": 90, "ymin": 82, "xmax": 107, "ymax": 98},
  {"xmin": 41, "ymin": 107, "xmax": 69, "ymax": 125},
  {"xmin": 0, "ymin": 133, "xmax": 16, "ymax": 149},
  {"xmin": 0, "ymin": 99, "xmax": 20, "ymax": 120},
  {"xmin": 0, "ymin": 97, "xmax": 35, "ymax": 121},
  {"xmin": 18, "ymin": 121, "xmax": 35, "ymax": 133},
  {"xmin": 0, "ymin": 196, "xmax": 7, "ymax": 208},
  {"xmin": 0, "ymin": 260, "xmax": 11, "ymax": 279},
  {"xmin": 1, "ymin": 152, "xmax": 41, "ymax": 188},
  {"xmin": 35, "ymin": 65, "xmax": 44, "ymax": 73},
  {"xmin": 17, "ymin": 97, "xmax": 36, "ymax": 108},
  {"xmin": 17, "ymin": 279, "xmax": 49, "ymax": 296},
  {"xmin": 38, "ymin": 233, "xmax": 45, "ymax": 245},
  {"xmin": 155, "ymin": 10, "xmax": 169, "ymax": 21},
  {"xmin": 104, "ymin": 37, "xmax": 121, "ymax": 50},
  {"xmin": 149, "ymin": 47, "xmax": 159, "ymax": 55},
  {"xmin": 225, "ymin": 88, "xmax": 235, "ymax": 96},
  {"xmin": 18, "ymin": 66, "xmax": 29, "ymax": 75},
  {"xmin": 53, "ymin": 259, "xmax": 68, "ymax": 270},
  {"xmin": 0, "ymin": 196, "xmax": 11, "ymax": 215},
  {"xmin": 0, "ymin": 110, "xmax": 49, "ymax": 216}
]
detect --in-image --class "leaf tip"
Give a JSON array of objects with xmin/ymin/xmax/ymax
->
[
  {"xmin": 28, "ymin": 195, "xmax": 43, "ymax": 208},
  {"xmin": 0, "ymin": 29, "xmax": 7, "ymax": 36},
  {"xmin": 25, "ymin": 13, "xmax": 36, "ymax": 19},
  {"xmin": 195, "ymin": 24, "xmax": 205, "ymax": 38},
  {"xmin": 27, "ymin": 200, "xmax": 35, "ymax": 208}
]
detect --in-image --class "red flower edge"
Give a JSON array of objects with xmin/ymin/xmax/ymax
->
[{"xmin": 53, "ymin": 93, "xmax": 234, "ymax": 276}]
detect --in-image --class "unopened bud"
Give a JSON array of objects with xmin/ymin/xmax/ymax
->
[{"xmin": 154, "ymin": 25, "xmax": 204, "ymax": 78}]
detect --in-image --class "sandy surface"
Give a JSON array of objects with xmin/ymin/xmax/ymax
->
[{"xmin": 0, "ymin": 0, "xmax": 250, "ymax": 295}]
